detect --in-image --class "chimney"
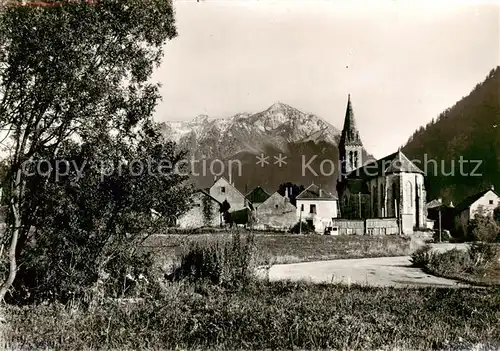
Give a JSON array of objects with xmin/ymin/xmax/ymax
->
[
  {"xmin": 228, "ymin": 172, "xmax": 232, "ymax": 186},
  {"xmin": 491, "ymin": 184, "xmax": 495, "ymax": 191},
  {"xmin": 449, "ymin": 201, "xmax": 454, "ymax": 208},
  {"xmin": 213, "ymin": 175, "xmax": 217, "ymax": 184},
  {"xmin": 438, "ymin": 197, "xmax": 442, "ymax": 203},
  {"xmin": 319, "ymin": 186, "xmax": 323, "ymax": 197},
  {"xmin": 285, "ymin": 187, "xmax": 289, "ymax": 199}
]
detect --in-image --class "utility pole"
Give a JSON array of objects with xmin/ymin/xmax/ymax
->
[
  {"xmin": 358, "ymin": 192, "xmax": 362, "ymax": 218},
  {"xmin": 299, "ymin": 204, "xmax": 303, "ymax": 234},
  {"xmin": 438, "ymin": 207, "xmax": 442, "ymax": 243}
]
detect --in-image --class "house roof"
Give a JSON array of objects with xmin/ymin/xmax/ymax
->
[
  {"xmin": 296, "ymin": 184, "xmax": 338, "ymax": 200},
  {"xmin": 426, "ymin": 199, "xmax": 443, "ymax": 209},
  {"xmin": 196, "ymin": 189, "xmax": 221, "ymax": 204},
  {"xmin": 245, "ymin": 186, "xmax": 270, "ymax": 204},
  {"xmin": 454, "ymin": 188, "xmax": 500, "ymax": 213},
  {"xmin": 211, "ymin": 176, "xmax": 247, "ymax": 200},
  {"xmin": 347, "ymin": 150, "xmax": 423, "ymax": 180},
  {"xmin": 259, "ymin": 191, "xmax": 297, "ymax": 209}
]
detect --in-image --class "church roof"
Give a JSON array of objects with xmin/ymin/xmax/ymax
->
[
  {"xmin": 296, "ymin": 184, "xmax": 338, "ymax": 200},
  {"xmin": 340, "ymin": 94, "xmax": 362, "ymax": 146},
  {"xmin": 346, "ymin": 150, "xmax": 424, "ymax": 180}
]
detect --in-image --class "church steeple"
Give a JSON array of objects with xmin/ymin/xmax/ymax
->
[
  {"xmin": 339, "ymin": 94, "xmax": 363, "ymax": 178},
  {"xmin": 340, "ymin": 94, "xmax": 362, "ymax": 146}
]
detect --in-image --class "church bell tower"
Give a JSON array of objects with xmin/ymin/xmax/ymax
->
[{"xmin": 338, "ymin": 94, "xmax": 363, "ymax": 179}]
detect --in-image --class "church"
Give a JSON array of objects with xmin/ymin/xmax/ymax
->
[{"xmin": 336, "ymin": 95, "xmax": 427, "ymax": 234}]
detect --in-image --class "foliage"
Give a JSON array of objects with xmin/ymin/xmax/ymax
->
[
  {"xmin": 289, "ymin": 220, "xmax": 315, "ymax": 234},
  {"xmin": 8, "ymin": 123, "xmax": 192, "ymax": 304},
  {"xmin": 5, "ymin": 282, "xmax": 500, "ymax": 350},
  {"xmin": 402, "ymin": 67, "xmax": 500, "ymax": 204},
  {"xmin": 469, "ymin": 214, "xmax": 500, "ymax": 243},
  {"xmin": 169, "ymin": 231, "xmax": 255, "ymax": 289},
  {"xmin": 0, "ymin": 0, "xmax": 184, "ymax": 301},
  {"xmin": 411, "ymin": 243, "xmax": 500, "ymax": 286},
  {"xmin": 410, "ymin": 244, "xmax": 435, "ymax": 268},
  {"xmin": 494, "ymin": 205, "xmax": 500, "ymax": 225},
  {"xmin": 201, "ymin": 193, "xmax": 214, "ymax": 226}
]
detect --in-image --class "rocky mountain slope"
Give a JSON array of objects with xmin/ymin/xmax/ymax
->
[{"xmin": 161, "ymin": 102, "xmax": 368, "ymax": 194}]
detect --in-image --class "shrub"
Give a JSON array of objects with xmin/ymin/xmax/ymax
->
[
  {"xmin": 410, "ymin": 244, "xmax": 434, "ymax": 268},
  {"xmin": 426, "ymin": 248, "xmax": 471, "ymax": 276},
  {"xmin": 169, "ymin": 232, "xmax": 256, "ymax": 289},
  {"xmin": 469, "ymin": 215, "xmax": 500, "ymax": 242},
  {"xmin": 289, "ymin": 221, "xmax": 315, "ymax": 234}
]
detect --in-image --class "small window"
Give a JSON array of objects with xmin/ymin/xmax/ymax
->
[
  {"xmin": 220, "ymin": 186, "xmax": 226, "ymax": 194},
  {"xmin": 310, "ymin": 204, "xmax": 316, "ymax": 214},
  {"xmin": 489, "ymin": 200, "xmax": 494, "ymax": 205},
  {"xmin": 275, "ymin": 204, "xmax": 279, "ymax": 209}
]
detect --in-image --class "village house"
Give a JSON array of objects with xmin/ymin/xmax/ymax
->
[
  {"xmin": 426, "ymin": 198, "xmax": 455, "ymax": 232},
  {"xmin": 454, "ymin": 185, "xmax": 500, "ymax": 234},
  {"xmin": 254, "ymin": 190, "xmax": 296, "ymax": 230},
  {"xmin": 177, "ymin": 190, "xmax": 221, "ymax": 228},
  {"xmin": 296, "ymin": 184, "xmax": 339, "ymax": 233},
  {"xmin": 245, "ymin": 186, "xmax": 270, "ymax": 208},
  {"xmin": 336, "ymin": 95, "xmax": 427, "ymax": 234},
  {"xmin": 209, "ymin": 176, "xmax": 247, "ymax": 212}
]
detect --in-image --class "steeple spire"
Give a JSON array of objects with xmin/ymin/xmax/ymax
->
[{"xmin": 341, "ymin": 94, "xmax": 362, "ymax": 146}]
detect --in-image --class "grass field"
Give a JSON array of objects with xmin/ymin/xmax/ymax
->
[
  {"xmin": 142, "ymin": 232, "xmax": 413, "ymax": 269},
  {"xmin": 6, "ymin": 282, "xmax": 500, "ymax": 350}
]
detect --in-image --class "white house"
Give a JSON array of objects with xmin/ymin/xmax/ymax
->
[
  {"xmin": 454, "ymin": 185, "xmax": 500, "ymax": 233},
  {"xmin": 296, "ymin": 184, "xmax": 339, "ymax": 234},
  {"xmin": 209, "ymin": 177, "xmax": 247, "ymax": 212}
]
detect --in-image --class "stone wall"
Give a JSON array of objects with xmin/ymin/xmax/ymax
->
[
  {"xmin": 366, "ymin": 218, "xmax": 399, "ymax": 235},
  {"xmin": 330, "ymin": 218, "xmax": 399, "ymax": 235},
  {"xmin": 330, "ymin": 219, "xmax": 364, "ymax": 235}
]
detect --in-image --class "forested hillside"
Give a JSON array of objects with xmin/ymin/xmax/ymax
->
[{"xmin": 403, "ymin": 67, "xmax": 500, "ymax": 204}]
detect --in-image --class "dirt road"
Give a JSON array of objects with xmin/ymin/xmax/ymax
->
[{"xmin": 258, "ymin": 255, "xmax": 469, "ymax": 287}]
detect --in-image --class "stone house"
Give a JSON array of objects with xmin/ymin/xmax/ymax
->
[
  {"xmin": 209, "ymin": 176, "xmax": 247, "ymax": 212},
  {"xmin": 296, "ymin": 184, "xmax": 339, "ymax": 233},
  {"xmin": 254, "ymin": 191, "xmax": 297, "ymax": 230},
  {"xmin": 336, "ymin": 95, "xmax": 427, "ymax": 234},
  {"xmin": 454, "ymin": 185, "xmax": 500, "ymax": 234},
  {"xmin": 177, "ymin": 190, "xmax": 222, "ymax": 228}
]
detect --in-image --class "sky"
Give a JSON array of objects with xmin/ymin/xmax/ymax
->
[{"xmin": 153, "ymin": 0, "xmax": 499, "ymax": 159}]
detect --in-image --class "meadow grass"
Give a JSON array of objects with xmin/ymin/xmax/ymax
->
[
  {"xmin": 5, "ymin": 281, "xmax": 500, "ymax": 350},
  {"xmin": 143, "ymin": 232, "xmax": 413, "ymax": 269}
]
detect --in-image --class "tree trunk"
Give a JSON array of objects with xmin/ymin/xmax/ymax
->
[{"xmin": 0, "ymin": 168, "xmax": 23, "ymax": 301}]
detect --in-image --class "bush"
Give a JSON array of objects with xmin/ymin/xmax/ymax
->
[
  {"xmin": 410, "ymin": 244, "xmax": 434, "ymax": 268},
  {"xmin": 169, "ymin": 232, "xmax": 256, "ymax": 289},
  {"xmin": 469, "ymin": 215, "xmax": 500, "ymax": 242},
  {"xmin": 289, "ymin": 221, "xmax": 315, "ymax": 234}
]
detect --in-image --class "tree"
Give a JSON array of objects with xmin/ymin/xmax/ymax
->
[
  {"xmin": 0, "ymin": 0, "xmax": 178, "ymax": 301},
  {"xmin": 11, "ymin": 122, "xmax": 192, "ymax": 303},
  {"xmin": 219, "ymin": 200, "xmax": 231, "ymax": 227},
  {"xmin": 494, "ymin": 205, "xmax": 500, "ymax": 225},
  {"xmin": 469, "ymin": 214, "xmax": 500, "ymax": 243}
]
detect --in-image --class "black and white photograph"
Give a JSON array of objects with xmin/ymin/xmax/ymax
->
[{"xmin": 0, "ymin": 0, "xmax": 498, "ymax": 349}]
